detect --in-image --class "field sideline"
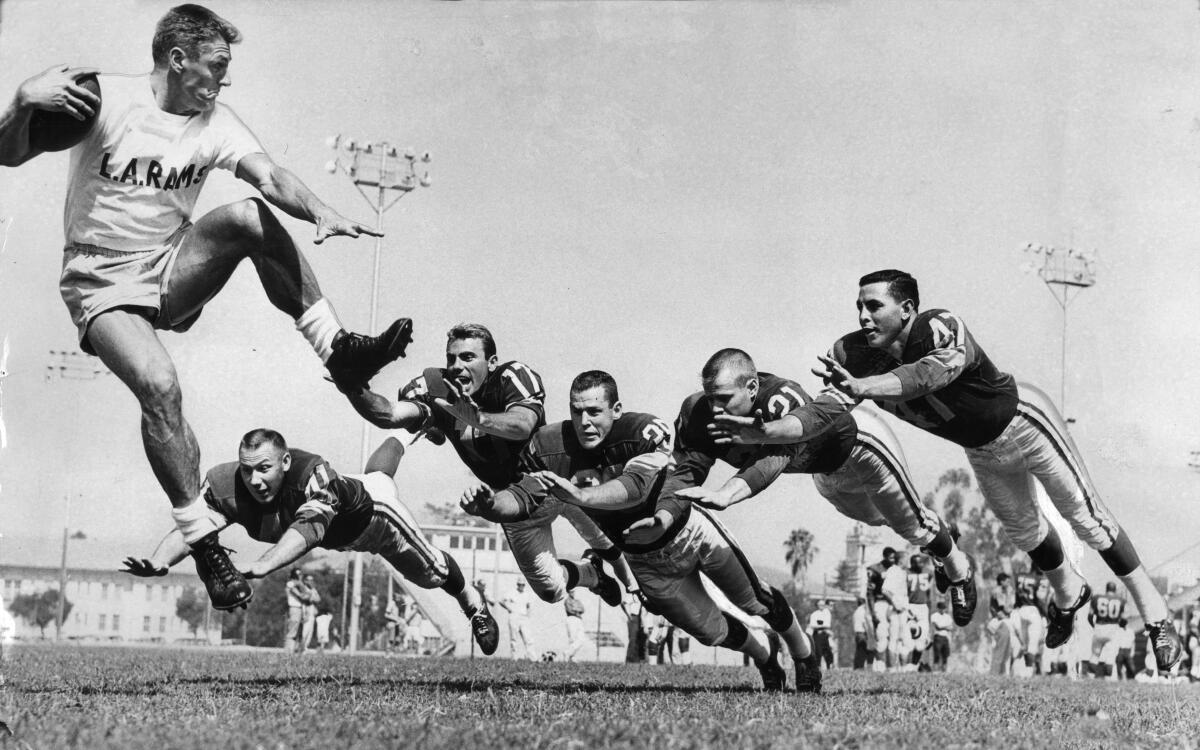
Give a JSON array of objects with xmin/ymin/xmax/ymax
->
[{"xmin": 0, "ymin": 645, "xmax": 1197, "ymax": 749}]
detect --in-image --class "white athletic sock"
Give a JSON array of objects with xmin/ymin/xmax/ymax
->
[
  {"xmin": 742, "ymin": 628, "xmax": 770, "ymax": 663},
  {"xmin": 1044, "ymin": 560, "xmax": 1087, "ymax": 608},
  {"xmin": 172, "ymin": 496, "xmax": 220, "ymax": 545},
  {"xmin": 780, "ymin": 619, "xmax": 812, "ymax": 659},
  {"xmin": 940, "ymin": 548, "xmax": 971, "ymax": 582},
  {"xmin": 295, "ymin": 298, "xmax": 344, "ymax": 364},
  {"xmin": 457, "ymin": 585, "xmax": 481, "ymax": 617},
  {"xmin": 1119, "ymin": 567, "xmax": 1170, "ymax": 623}
]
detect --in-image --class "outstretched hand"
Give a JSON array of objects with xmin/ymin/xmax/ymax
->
[
  {"xmin": 528, "ymin": 471, "xmax": 583, "ymax": 504},
  {"xmin": 706, "ymin": 409, "xmax": 767, "ymax": 445},
  {"xmin": 121, "ymin": 557, "xmax": 168, "ymax": 578},
  {"xmin": 674, "ymin": 486, "xmax": 734, "ymax": 510},
  {"xmin": 459, "ymin": 484, "xmax": 495, "ymax": 517},
  {"xmin": 813, "ymin": 354, "xmax": 862, "ymax": 399},
  {"xmin": 313, "ymin": 211, "xmax": 384, "ymax": 245},
  {"xmin": 18, "ymin": 64, "xmax": 100, "ymax": 121}
]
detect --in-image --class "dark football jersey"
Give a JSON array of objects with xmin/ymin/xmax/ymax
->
[
  {"xmin": 826, "ymin": 309, "xmax": 1018, "ymax": 448},
  {"xmin": 907, "ymin": 570, "xmax": 932, "ymax": 605},
  {"xmin": 400, "ymin": 360, "xmax": 546, "ymax": 489},
  {"xmin": 1014, "ymin": 573, "xmax": 1042, "ymax": 610},
  {"xmin": 203, "ymin": 449, "xmax": 374, "ymax": 549},
  {"xmin": 1091, "ymin": 593, "xmax": 1125, "ymax": 626},
  {"xmin": 865, "ymin": 563, "xmax": 887, "ymax": 599},
  {"xmin": 662, "ymin": 372, "xmax": 857, "ymax": 502},
  {"xmin": 508, "ymin": 412, "xmax": 677, "ymax": 553}
]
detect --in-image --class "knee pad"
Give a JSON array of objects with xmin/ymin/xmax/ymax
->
[
  {"xmin": 762, "ymin": 587, "xmax": 796, "ymax": 632},
  {"xmin": 716, "ymin": 613, "xmax": 748, "ymax": 650}
]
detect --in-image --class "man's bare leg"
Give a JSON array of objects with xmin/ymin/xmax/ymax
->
[{"xmin": 163, "ymin": 198, "xmax": 409, "ymax": 383}]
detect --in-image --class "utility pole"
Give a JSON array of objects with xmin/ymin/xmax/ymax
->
[{"xmin": 324, "ymin": 135, "xmax": 430, "ymax": 651}]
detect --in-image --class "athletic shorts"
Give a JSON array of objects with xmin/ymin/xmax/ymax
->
[
  {"xmin": 59, "ymin": 223, "xmax": 196, "ymax": 354},
  {"xmin": 340, "ymin": 472, "xmax": 449, "ymax": 589}
]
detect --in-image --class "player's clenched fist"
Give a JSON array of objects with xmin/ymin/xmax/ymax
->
[{"xmin": 459, "ymin": 484, "xmax": 495, "ymax": 517}]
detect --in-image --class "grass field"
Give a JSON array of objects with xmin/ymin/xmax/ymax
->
[{"xmin": 0, "ymin": 645, "xmax": 1197, "ymax": 749}]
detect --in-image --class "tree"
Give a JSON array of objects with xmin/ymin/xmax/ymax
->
[
  {"xmin": 9, "ymin": 589, "xmax": 72, "ymax": 639},
  {"xmin": 784, "ymin": 528, "xmax": 817, "ymax": 590},
  {"xmin": 175, "ymin": 586, "xmax": 209, "ymax": 636}
]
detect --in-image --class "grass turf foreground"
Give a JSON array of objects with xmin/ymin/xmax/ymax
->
[{"xmin": 0, "ymin": 645, "xmax": 1197, "ymax": 749}]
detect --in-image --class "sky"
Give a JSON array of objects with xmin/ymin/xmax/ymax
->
[{"xmin": 1, "ymin": 0, "xmax": 1198, "ymax": 588}]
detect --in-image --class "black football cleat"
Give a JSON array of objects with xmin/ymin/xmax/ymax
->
[
  {"xmin": 1146, "ymin": 619, "xmax": 1183, "ymax": 672},
  {"xmin": 756, "ymin": 631, "xmax": 787, "ymax": 692},
  {"xmin": 470, "ymin": 602, "xmax": 500, "ymax": 656},
  {"xmin": 1045, "ymin": 582, "xmax": 1091, "ymax": 649},
  {"xmin": 326, "ymin": 317, "xmax": 414, "ymax": 390},
  {"xmin": 794, "ymin": 654, "xmax": 823, "ymax": 695},
  {"xmin": 947, "ymin": 554, "xmax": 978, "ymax": 627},
  {"xmin": 583, "ymin": 549, "xmax": 623, "ymax": 608},
  {"xmin": 191, "ymin": 532, "xmax": 252, "ymax": 611}
]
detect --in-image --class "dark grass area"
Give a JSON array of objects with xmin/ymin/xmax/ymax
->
[{"xmin": 0, "ymin": 645, "xmax": 1197, "ymax": 749}]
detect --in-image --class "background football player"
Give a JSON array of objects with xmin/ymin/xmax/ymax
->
[
  {"xmin": 122, "ymin": 429, "xmax": 499, "ymax": 654},
  {"xmin": 813, "ymin": 268, "xmax": 1181, "ymax": 670},
  {"xmin": 1087, "ymin": 581, "xmax": 1125, "ymax": 679}
]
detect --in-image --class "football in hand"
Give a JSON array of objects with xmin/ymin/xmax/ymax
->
[{"xmin": 29, "ymin": 73, "xmax": 101, "ymax": 152}]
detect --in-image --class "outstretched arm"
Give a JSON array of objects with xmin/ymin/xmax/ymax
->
[
  {"xmin": 235, "ymin": 153, "xmax": 383, "ymax": 244},
  {"xmin": 342, "ymin": 384, "xmax": 430, "ymax": 431},
  {"xmin": 239, "ymin": 529, "xmax": 311, "ymax": 579},
  {"xmin": 0, "ymin": 65, "xmax": 99, "ymax": 167},
  {"xmin": 121, "ymin": 527, "xmax": 192, "ymax": 577}
]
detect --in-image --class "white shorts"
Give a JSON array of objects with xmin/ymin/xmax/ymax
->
[
  {"xmin": 59, "ymin": 223, "xmax": 195, "ymax": 354},
  {"xmin": 341, "ymin": 472, "xmax": 449, "ymax": 588},
  {"xmin": 502, "ymin": 497, "xmax": 615, "ymax": 603},
  {"xmin": 1091, "ymin": 623, "xmax": 1121, "ymax": 661},
  {"xmin": 965, "ymin": 383, "xmax": 1120, "ymax": 552},
  {"xmin": 813, "ymin": 407, "xmax": 942, "ymax": 548},
  {"xmin": 624, "ymin": 507, "xmax": 776, "ymax": 647},
  {"xmin": 1011, "ymin": 605, "xmax": 1045, "ymax": 653}
]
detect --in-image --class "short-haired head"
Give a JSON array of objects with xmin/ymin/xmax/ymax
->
[
  {"xmin": 858, "ymin": 269, "xmax": 920, "ymax": 310},
  {"xmin": 701, "ymin": 348, "xmax": 757, "ymax": 391},
  {"xmin": 570, "ymin": 370, "xmax": 618, "ymax": 407},
  {"xmin": 996, "ymin": 572, "xmax": 1010, "ymax": 583},
  {"xmin": 1105, "ymin": 581, "xmax": 1118, "ymax": 594},
  {"xmin": 152, "ymin": 4, "xmax": 241, "ymax": 67},
  {"xmin": 241, "ymin": 428, "xmax": 287, "ymax": 454},
  {"xmin": 447, "ymin": 323, "xmax": 496, "ymax": 359}
]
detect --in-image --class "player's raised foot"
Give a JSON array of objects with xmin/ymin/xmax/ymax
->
[
  {"xmin": 326, "ymin": 317, "xmax": 414, "ymax": 390},
  {"xmin": 947, "ymin": 554, "xmax": 978, "ymax": 627},
  {"xmin": 1045, "ymin": 582, "xmax": 1091, "ymax": 649},
  {"xmin": 470, "ymin": 602, "xmax": 500, "ymax": 656},
  {"xmin": 756, "ymin": 631, "xmax": 787, "ymax": 692},
  {"xmin": 794, "ymin": 654, "xmax": 823, "ymax": 694},
  {"xmin": 1146, "ymin": 618, "xmax": 1183, "ymax": 672},
  {"xmin": 190, "ymin": 532, "xmax": 252, "ymax": 611},
  {"xmin": 583, "ymin": 549, "xmax": 623, "ymax": 608}
]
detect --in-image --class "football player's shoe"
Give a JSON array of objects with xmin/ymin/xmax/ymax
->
[
  {"xmin": 582, "ymin": 549, "xmax": 623, "ymax": 608},
  {"xmin": 1045, "ymin": 582, "xmax": 1091, "ymax": 649},
  {"xmin": 794, "ymin": 655, "xmax": 823, "ymax": 694},
  {"xmin": 756, "ymin": 631, "xmax": 787, "ymax": 692},
  {"xmin": 326, "ymin": 317, "xmax": 414, "ymax": 391},
  {"xmin": 1146, "ymin": 619, "xmax": 1183, "ymax": 672},
  {"xmin": 931, "ymin": 523, "xmax": 962, "ymax": 594},
  {"xmin": 947, "ymin": 554, "xmax": 978, "ymax": 627},
  {"xmin": 191, "ymin": 532, "xmax": 252, "ymax": 611},
  {"xmin": 470, "ymin": 602, "xmax": 500, "ymax": 656}
]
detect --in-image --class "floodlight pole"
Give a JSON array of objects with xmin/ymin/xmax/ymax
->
[
  {"xmin": 1020, "ymin": 244, "xmax": 1097, "ymax": 419},
  {"xmin": 325, "ymin": 135, "xmax": 430, "ymax": 652}
]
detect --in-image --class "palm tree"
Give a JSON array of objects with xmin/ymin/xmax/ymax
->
[{"xmin": 783, "ymin": 528, "xmax": 817, "ymax": 591}]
